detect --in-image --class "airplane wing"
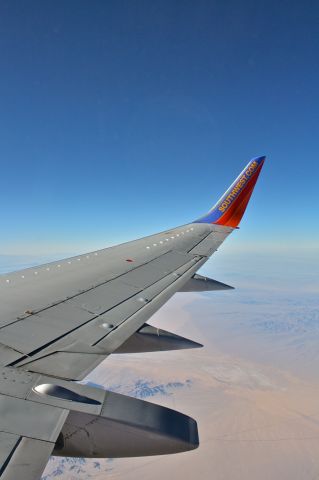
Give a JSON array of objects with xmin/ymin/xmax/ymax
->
[{"xmin": 0, "ymin": 156, "xmax": 265, "ymax": 479}]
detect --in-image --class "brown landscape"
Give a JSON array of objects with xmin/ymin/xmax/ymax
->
[{"xmin": 43, "ymin": 251, "xmax": 319, "ymax": 480}]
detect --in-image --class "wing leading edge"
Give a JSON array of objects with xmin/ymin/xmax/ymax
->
[{"xmin": 0, "ymin": 156, "xmax": 265, "ymax": 479}]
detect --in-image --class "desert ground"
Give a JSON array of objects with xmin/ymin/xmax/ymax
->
[{"xmin": 42, "ymin": 248, "xmax": 319, "ymax": 479}]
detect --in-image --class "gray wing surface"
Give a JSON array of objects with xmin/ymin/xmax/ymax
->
[
  {"xmin": 0, "ymin": 154, "xmax": 266, "ymax": 479},
  {"xmin": 0, "ymin": 434, "xmax": 56, "ymax": 480},
  {"xmin": 0, "ymin": 223, "xmax": 232, "ymax": 379},
  {"xmin": 0, "ymin": 222, "xmax": 233, "ymax": 479}
]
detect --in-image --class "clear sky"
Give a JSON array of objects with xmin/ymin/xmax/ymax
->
[{"xmin": 0, "ymin": 1, "xmax": 318, "ymax": 256}]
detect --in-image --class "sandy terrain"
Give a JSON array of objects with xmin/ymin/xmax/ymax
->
[{"xmin": 43, "ymin": 285, "xmax": 319, "ymax": 480}]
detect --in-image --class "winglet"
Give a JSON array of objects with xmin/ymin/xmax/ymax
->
[{"xmin": 195, "ymin": 156, "xmax": 265, "ymax": 228}]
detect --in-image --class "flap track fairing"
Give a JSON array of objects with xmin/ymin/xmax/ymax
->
[
  {"xmin": 180, "ymin": 274, "xmax": 234, "ymax": 292},
  {"xmin": 114, "ymin": 323, "xmax": 202, "ymax": 353}
]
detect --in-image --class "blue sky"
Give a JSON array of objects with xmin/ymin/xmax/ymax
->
[{"xmin": 0, "ymin": 1, "xmax": 318, "ymax": 255}]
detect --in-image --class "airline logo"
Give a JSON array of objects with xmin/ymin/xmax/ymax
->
[
  {"xmin": 218, "ymin": 160, "xmax": 259, "ymax": 214},
  {"xmin": 194, "ymin": 155, "xmax": 265, "ymax": 227}
]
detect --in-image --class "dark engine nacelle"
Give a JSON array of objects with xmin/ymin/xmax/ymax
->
[{"xmin": 53, "ymin": 390, "xmax": 199, "ymax": 458}]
